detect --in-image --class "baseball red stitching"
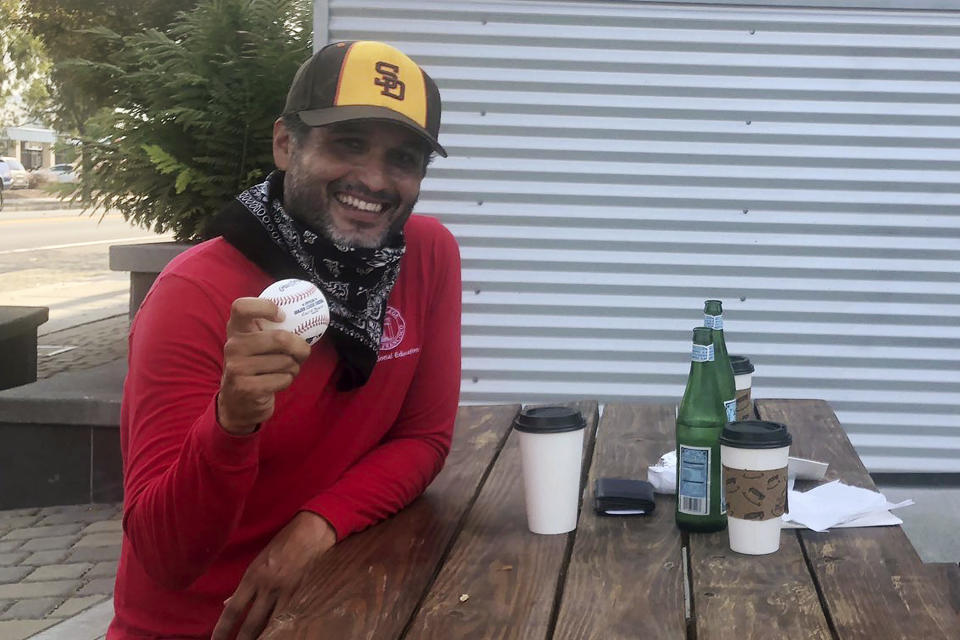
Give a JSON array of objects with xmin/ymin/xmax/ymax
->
[
  {"xmin": 268, "ymin": 285, "xmax": 317, "ymax": 307},
  {"xmin": 295, "ymin": 315, "xmax": 327, "ymax": 335}
]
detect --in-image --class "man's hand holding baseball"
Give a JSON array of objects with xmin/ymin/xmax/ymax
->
[{"xmin": 217, "ymin": 297, "xmax": 312, "ymax": 435}]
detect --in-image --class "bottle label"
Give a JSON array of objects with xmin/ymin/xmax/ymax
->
[
  {"xmin": 724, "ymin": 399, "xmax": 737, "ymax": 423},
  {"xmin": 704, "ymin": 314, "xmax": 723, "ymax": 330},
  {"xmin": 678, "ymin": 445, "xmax": 710, "ymax": 516},
  {"xmin": 691, "ymin": 344, "xmax": 714, "ymax": 362}
]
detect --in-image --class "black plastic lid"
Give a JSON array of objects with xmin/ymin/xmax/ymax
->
[
  {"xmin": 730, "ymin": 355, "xmax": 755, "ymax": 375},
  {"xmin": 514, "ymin": 406, "xmax": 586, "ymax": 434},
  {"xmin": 719, "ymin": 420, "xmax": 791, "ymax": 449}
]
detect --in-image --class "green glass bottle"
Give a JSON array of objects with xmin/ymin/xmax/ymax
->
[
  {"xmin": 675, "ymin": 326, "xmax": 727, "ymax": 532},
  {"xmin": 704, "ymin": 299, "xmax": 737, "ymax": 424}
]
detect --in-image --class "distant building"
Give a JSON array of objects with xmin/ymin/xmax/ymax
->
[{"xmin": 1, "ymin": 122, "xmax": 60, "ymax": 170}]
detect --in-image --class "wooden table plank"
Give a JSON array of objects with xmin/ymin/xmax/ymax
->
[
  {"xmin": 553, "ymin": 403, "xmax": 688, "ymax": 640},
  {"xmin": 260, "ymin": 404, "xmax": 519, "ymax": 640},
  {"xmin": 403, "ymin": 401, "xmax": 599, "ymax": 640},
  {"xmin": 690, "ymin": 529, "xmax": 832, "ymax": 640},
  {"xmin": 758, "ymin": 399, "xmax": 960, "ymax": 639},
  {"xmin": 690, "ymin": 397, "xmax": 833, "ymax": 640},
  {"xmin": 928, "ymin": 563, "xmax": 960, "ymax": 617}
]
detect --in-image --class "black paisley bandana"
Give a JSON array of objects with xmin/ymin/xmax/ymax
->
[{"xmin": 205, "ymin": 171, "xmax": 405, "ymax": 390}]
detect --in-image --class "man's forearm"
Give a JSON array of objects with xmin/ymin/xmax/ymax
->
[
  {"xmin": 300, "ymin": 428, "xmax": 452, "ymax": 541},
  {"xmin": 123, "ymin": 398, "xmax": 261, "ymax": 589}
]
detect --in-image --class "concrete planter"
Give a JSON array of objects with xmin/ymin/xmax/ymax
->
[
  {"xmin": 109, "ymin": 241, "xmax": 194, "ymax": 318},
  {"xmin": 0, "ymin": 306, "xmax": 49, "ymax": 391},
  {"xmin": 0, "ymin": 361, "xmax": 125, "ymax": 508}
]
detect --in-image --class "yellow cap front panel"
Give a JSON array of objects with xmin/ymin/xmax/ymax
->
[{"xmin": 334, "ymin": 41, "xmax": 427, "ymax": 127}]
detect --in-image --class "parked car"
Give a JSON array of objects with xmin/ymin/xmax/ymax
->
[
  {"xmin": 0, "ymin": 160, "xmax": 11, "ymax": 191},
  {"xmin": 49, "ymin": 163, "xmax": 78, "ymax": 183},
  {"xmin": 0, "ymin": 157, "xmax": 30, "ymax": 189},
  {"xmin": 32, "ymin": 163, "xmax": 78, "ymax": 185},
  {"xmin": 0, "ymin": 162, "xmax": 8, "ymax": 211}
]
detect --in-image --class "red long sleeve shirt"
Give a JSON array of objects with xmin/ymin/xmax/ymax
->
[{"xmin": 108, "ymin": 215, "xmax": 461, "ymax": 638}]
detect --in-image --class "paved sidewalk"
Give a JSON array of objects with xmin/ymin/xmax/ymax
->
[
  {"xmin": 37, "ymin": 315, "xmax": 129, "ymax": 380},
  {"xmin": 0, "ymin": 504, "xmax": 121, "ymax": 639},
  {"xmin": 0, "ymin": 315, "xmax": 130, "ymax": 638},
  {"xmin": 2, "ymin": 189, "xmax": 80, "ymax": 212},
  {"xmin": 32, "ymin": 600, "xmax": 113, "ymax": 640}
]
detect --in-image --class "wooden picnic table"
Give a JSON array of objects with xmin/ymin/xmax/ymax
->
[{"xmin": 261, "ymin": 400, "xmax": 959, "ymax": 639}]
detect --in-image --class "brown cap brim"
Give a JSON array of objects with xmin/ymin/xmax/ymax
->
[{"xmin": 297, "ymin": 105, "xmax": 448, "ymax": 158}]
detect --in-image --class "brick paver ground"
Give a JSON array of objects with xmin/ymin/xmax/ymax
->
[
  {"xmin": 0, "ymin": 504, "xmax": 120, "ymax": 639},
  {"xmin": 36, "ymin": 314, "xmax": 129, "ymax": 380}
]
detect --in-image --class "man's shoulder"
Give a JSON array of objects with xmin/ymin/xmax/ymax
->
[
  {"xmin": 165, "ymin": 237, "xmax": 243, "ymax": 270},
  {"xmin": 164, "ymin": 237, "xmax": 263, "ymax": 282},
  {"xmin": 398, "ymin": 216, "xmax": 460, "ymax": 298},
  {"xmin": 153, "ymin": 237, "xmax": 270, "ymax": 305},
  {"xmin": 405, "ymin": 214, "xmax": 458, "ymax": 253}
]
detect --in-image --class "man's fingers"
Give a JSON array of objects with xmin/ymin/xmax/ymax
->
[
  {"xmin": 224, "ymin": 329, "xmax": 311, "ymax": 362},
  {"xmin": 222, "ymin": 354, "xmax": 302, "ymax": 379},
  {"xmin": 235, "ymin": 595, "xmax": 276, "ymax": 640},
  {"xmin": 227, "ymin": 297, "xmax": 283, "ymax": 334},
  {"xmin": 217, "ymin": 296, "xmax": 312, "ymax": 434},
  {"xmin": 211, "ymin": 586, "xmax": 254, "ymax": 640},
  {"xmin": 226, "ymin": 372, "xmax": 299, "ymax": 397}
]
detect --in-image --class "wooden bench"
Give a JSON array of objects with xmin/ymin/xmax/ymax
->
[{"xmin": 0, "ymin": 305, "xmax": 48, "ymax": 390}]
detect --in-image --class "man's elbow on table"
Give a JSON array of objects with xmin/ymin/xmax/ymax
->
[{"xmin": 122, "ymin": 518, "xmax": 219, "ymax": 591}]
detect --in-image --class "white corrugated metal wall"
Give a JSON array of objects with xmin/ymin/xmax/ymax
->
[{"xmin": 316, "ymin": 0, "xmax": 960, "ymax": 473}]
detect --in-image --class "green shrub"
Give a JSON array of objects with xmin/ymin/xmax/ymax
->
[{"xmin": 68, "ymin": 0, "xmax": 312, "ymax": 241}]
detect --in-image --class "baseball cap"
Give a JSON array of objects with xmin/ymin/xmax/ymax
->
[{"xmin": 284, "ymin": 40, "xmax": 447, "ymax": 157}]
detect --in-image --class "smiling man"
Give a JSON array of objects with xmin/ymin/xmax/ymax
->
[{"xmin": 108, "ymin": 41, "xmax": 461, "ymax": 639}]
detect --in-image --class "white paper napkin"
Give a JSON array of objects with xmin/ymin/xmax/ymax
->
[{"xmin": 782, "ymin": 480, "xmax": 914, "ymax": 532}]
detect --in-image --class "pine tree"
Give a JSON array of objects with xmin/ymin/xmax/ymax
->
[{"xmin": 66, "ymin": 0, "xmax": 312, "ymax": 240}]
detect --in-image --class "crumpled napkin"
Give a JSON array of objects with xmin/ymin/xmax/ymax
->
[
  {"xmin": 647, "ymin": 450, "xmax": 677, "ymax": 494},
  {"xmin": 782, "ymin": 480, "xmax": 914, "ymax": 532}
]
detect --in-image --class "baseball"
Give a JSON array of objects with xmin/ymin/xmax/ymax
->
[{"xmin": 258, "ymin": 279, "xmax": 330, "ymax": 345}]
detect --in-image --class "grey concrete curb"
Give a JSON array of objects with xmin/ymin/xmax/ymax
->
[
  {"xmin": 0, "ymin": 360, "xmax": 125, "ymax": 425},
  {"xmin": 30, "ymin": 599, "xmax": 113, "ymax": 640},
  {"xmin": 2, "ymin": 200, "xmax": 79, "ymax": 212}
]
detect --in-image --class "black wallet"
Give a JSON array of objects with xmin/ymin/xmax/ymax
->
[{"xmin": 594, "ymin": 477, "xmax": 656, "ymax": 516}]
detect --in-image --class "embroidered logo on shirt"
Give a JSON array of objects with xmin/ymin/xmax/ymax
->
[{"xmin": 380, "ymin": 306, "xmax": 405, "ymax": 351}]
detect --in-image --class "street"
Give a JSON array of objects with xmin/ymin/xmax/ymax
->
[{"xmin": 0, "ymin": 207, "xmax": 172, "ymax": 334}]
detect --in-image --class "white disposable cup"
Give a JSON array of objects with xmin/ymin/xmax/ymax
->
[
  {"xmin": 734, "ymin": 371, "xmax": 752, "ymax": 395},
  {"xmin": 731, "ymin": 355, "xmax": 755, "ymax": 421},
  {"xmin": 733, "ymin": 371, "xmax": 753, "ymax": 421},
  {"xmin": 517, "ymin": 427, "xmax": 585, "ymax": 535},
  {"xmin": 721, "ymin": 443, "xmax": 790, "ymax": 555}
]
